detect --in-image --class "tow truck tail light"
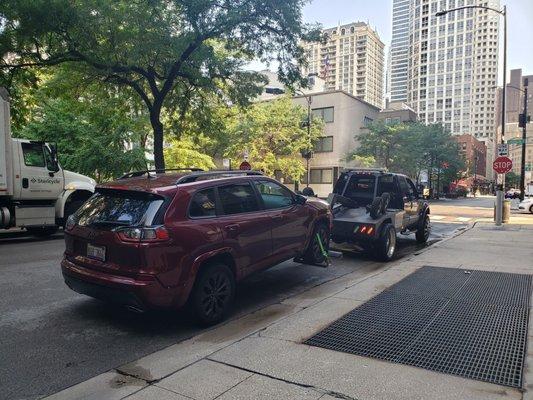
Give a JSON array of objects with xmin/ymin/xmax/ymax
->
[{"xmin": 356, "ymin": 224, "xmax": 375, "ymax": 236}]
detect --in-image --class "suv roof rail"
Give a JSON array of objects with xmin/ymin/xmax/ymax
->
[
  {"xmin": 343, "ymin": 167, "xmax": 388, "ymax": 173},
  {"xmin": 119, "ymin": 168, "xmax": 204, "ymax": 180},
  {"xmin": 175, "ymin": 170, "xmax": 263, "ymax": 184}
]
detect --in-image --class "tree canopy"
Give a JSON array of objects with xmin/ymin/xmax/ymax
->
[
  {"xmin": 1, "ymin": 0, "xmax": 320, "ymax": 169},
  {"xmin": 350, "ymin": 121, "xmax": 466, "ymax": 187},
  {"xmin": 224, "ymin": 96, "xmax": 323, "ymax": 180}
]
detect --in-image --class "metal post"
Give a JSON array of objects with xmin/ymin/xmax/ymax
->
[
  {"xmin": 495, "ymin": 6, "xmax": 507, "ymax": 226},
  {"xmin": 520, "ymin": 80, "xmax": 528, "ymax": 200},
  {"xmin": 306, "ymin": 96, "xmax": 312, "ymax": 188}
]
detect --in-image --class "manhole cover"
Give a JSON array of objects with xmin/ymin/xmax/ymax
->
[{"xmin": 305, "ymin": 266, "xmax": 532, "ymax": 388}]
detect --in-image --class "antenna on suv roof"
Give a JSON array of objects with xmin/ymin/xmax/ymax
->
[
  {"xmin": 119, "ymin": 168, "xmax": 204, "ymax": 180},
  {"xmin": 175, "ymin": 170, "xmax": 263, "ymax": 184}
]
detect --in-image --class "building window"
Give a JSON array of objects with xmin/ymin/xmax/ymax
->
[
  {"xmin": 314, "ymin": 136, "xmax": 334, "ymax": 152},
  {"xmin": 311, "ymin": 168, "xmax": 333, "ymax": 184},
  {"xmin": 312, "ymin": 107, "xmax": 334, "ymax": 123},
  {"xmin": 363, "ymin": 116, "xmax": 374, "ymax": 127}
]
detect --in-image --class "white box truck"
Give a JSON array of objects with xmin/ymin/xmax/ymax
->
[{"xmin": 1, "ymin": 87, "xmax": 96, "ymax": 236}]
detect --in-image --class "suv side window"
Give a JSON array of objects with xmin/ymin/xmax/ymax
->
[
  {"xmin": 189, "ymin": 188, "xmax": 217, "ymax": 218},
  {"xmin": 254, "ymin": 181, "xmax": 293, "ymax": 210},
  {"xmin": 218, "ymin": 183, "xmax": 260, "ymax": 215}
]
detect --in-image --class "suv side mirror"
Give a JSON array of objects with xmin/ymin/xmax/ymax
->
[{"xmin": 294, "ymin": 194, "xmax": 307, "ymax": 205}]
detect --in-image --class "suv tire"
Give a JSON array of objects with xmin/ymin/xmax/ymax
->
[
  {"xmin": 191, "ymin": 262, "xmax": 235, "ymax": 326},
  {"xmin": 415, "ymin": 214, "xmax": 430, "ymax": 243},
  {"xmin": 303, "ymin": 222, "xmax": 330, "ymax": 264},
  {"xmin": 374, "ymin": 223, "xmax": 396, "ymax": 262}
]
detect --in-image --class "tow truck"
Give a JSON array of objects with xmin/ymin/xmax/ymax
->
[{"xmin": 328, "ymin": 169, "xmax": 430, "ymax": 261}]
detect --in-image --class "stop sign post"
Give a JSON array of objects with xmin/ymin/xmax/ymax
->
[{"xmin": 493, "ymin": 156, "xmax": 513, "ymax": 174}]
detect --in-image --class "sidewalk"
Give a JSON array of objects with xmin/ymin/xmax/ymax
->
[{"xmin": 46, "ymin": 220, "xmax": 533, "ymax": 400}]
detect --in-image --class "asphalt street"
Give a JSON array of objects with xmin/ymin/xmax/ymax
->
[{"xmin": 0, "ymin": 197, "xmax": 494, "ymax": 400}]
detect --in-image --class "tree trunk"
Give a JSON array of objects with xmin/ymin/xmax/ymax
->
[{"xmin": 150, "ymin": 111, "xmax": 165, "ymax": 172}]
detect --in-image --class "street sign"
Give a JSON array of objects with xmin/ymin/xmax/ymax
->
[
  {"xmin": 497, "ymin": 143, "xmax": 508, "ymax": 156},
  {"xmin": 222, "ymin": 158, "xmax": 230, "ymax": 168},
  {"xmin": 493, "ymin": 156, "xmax": 513, "ymax": 174},
  {"xmin": 507, "ymin": 138, "xmax": 524, "ymax": 145},
  {"xmin": 239, "ymin": 161, "xmax": 251, "ymax": 170}
]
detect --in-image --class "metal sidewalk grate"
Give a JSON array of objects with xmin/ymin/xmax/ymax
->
[{"xmin": 305, "ymin": 266, "xmax": 532, "ymax": 388}]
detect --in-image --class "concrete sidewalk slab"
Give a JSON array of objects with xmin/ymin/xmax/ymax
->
[
  {"xmin": 216, "ymin": 374, "xmax": 323, "ymax": 400},
  {"xmin": 209, "ymin": 336, "xmax": 520, "ymax": 400},
  {"xmin": 156, "ymin": 359, "xmax": 252, "ymax": 399}
]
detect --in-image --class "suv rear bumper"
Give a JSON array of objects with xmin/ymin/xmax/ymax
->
[{"xmin": 61, "ymin": 258, "xmax": 180, "ymax": 310}]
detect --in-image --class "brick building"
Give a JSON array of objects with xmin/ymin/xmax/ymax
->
[{"xmin": 455, "ymin": 134, "xmax": 487, "ymax": 178}]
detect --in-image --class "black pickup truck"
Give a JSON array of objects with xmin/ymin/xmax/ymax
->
[{"xmin": 328, "ymin": 169, "xmax": 430, "ymax": 261}]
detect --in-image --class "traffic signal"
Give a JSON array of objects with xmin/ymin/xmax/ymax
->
[{"xmin": 519, "ymin": 113, "xmax": 531, "ymax": 128}]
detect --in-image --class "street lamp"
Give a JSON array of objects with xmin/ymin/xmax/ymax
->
[{"xmin": 436, "ymin": 4, "xmax": 507, "ymax": 225}]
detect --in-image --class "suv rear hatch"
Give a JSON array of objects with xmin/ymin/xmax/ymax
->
[{"xmin": 64, "ymin": 188, "xmax": 168, "ymax": 276}]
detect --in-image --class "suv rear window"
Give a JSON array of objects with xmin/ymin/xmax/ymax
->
[{"xmin": 75, "ymin": 190, "xmax": 165, "ymax": 227}]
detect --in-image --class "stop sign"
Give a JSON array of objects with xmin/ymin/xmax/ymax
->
[
  {"xmin": 493, "ymin": 156, "xmax": 513, "ymax": 174},
  {"xmin": 239, "ymin": 161, "xmax": 251, "ymax": 171}
]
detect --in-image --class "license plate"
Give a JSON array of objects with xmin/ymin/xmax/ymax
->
[{"xmin": 87, "ymin": 243, "xmax": 106, "ymax": 261}]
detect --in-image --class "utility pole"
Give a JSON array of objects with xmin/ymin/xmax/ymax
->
[{"xmin": 519, "ymin": 79, "xmax": 529, "ymax": 200}]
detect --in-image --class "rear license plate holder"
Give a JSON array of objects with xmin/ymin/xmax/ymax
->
[{"xmin": 87, "ymin": 243, "xmax": 106, "ymax": 261}]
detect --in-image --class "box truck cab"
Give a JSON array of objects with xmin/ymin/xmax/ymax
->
[{"xmin": 1, "ymin": 88, "xmax": 96, "ymax": 236}]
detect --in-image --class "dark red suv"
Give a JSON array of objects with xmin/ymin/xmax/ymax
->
[{"xmin": 62, "ymin": 170, "xmax": 332, "ymax": 325}]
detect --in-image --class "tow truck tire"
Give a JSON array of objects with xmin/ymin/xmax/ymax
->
[
  {"xmin": 303, "ymin": 222, "xmax": 330, "ymax": 264},
  {"xmin": 374, "ymin": 223, "xmax": 396, "ymax": 262},
  {"xmin": 369, "ymin": 197, "xmax": 384, "ymax": 219},
  {"xmin": 380, "ymin": 193, "xmax": 390, "ymax": 214},
  {"xmin": 415, "ymin": 214, "xmax": 430, "ymax": 243}
]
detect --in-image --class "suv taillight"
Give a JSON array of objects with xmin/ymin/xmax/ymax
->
[{"xmin": 116, "ymin": 226, "xmax": 170, "ymax": 243}]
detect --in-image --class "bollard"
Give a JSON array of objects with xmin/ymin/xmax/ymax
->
[{"xmin": 503, "ymin": 199, "xmax": 511, "ymax": 223}]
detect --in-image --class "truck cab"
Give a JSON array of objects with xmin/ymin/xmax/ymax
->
[{"xmin": 1, "ymin": 88, "xmax": 95, "ymax": 235}]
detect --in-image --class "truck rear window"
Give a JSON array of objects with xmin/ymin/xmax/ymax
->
[{"xmin": 75, "ymin": 190, "xmax": 165, "ymax": 227}]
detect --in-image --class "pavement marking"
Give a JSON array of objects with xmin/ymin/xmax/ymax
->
[
  {"xmin": 456, "ymin": 217, "xmax": 472, "ymax": 222},
  {"xmin": 430, "ymin": 215, "xmax": 446, "ymax": 220}
]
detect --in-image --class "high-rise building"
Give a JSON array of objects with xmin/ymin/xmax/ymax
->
[
  {"xmin": 301, "ymin": 22, "xmax": 385, "ymax": 109},
  {"xmin": 390, "ymin": 0, "xmax": 500, "ymax": 143},
  {"xmin": 389, "ymin": 0, "xmax": 411, "ymax": 103}
]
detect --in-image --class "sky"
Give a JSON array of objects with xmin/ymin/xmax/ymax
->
[{"xmin": 300, "ymin": 0, "xmax": 533, "ymax": 85}]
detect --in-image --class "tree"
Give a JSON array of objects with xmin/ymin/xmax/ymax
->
[
  {"xmin": 224, "ymin": 96, "xmax": 323, "ymax": 181},
  {"xmin": 18, "ymin": 67, "xmax": 148, "ymax": 181},
  {"xmin": 352, "ymin": 121, "xmax": 465, "ymax": 187},
  {"xmin": 164, "ymin": 139, "xmax": 216, "ymax": 171},
  {"xmin": 506, "ymin": 172, "xmax": 520, "ymax": 188},
  {"xmin": 1, "ymin": 0, "xmax": 319, "ymax": 170}
]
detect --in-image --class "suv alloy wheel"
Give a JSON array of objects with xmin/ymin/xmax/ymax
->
[{"xmin": 191, "ymin": 263, "xmax": 236, "ymax": 326}]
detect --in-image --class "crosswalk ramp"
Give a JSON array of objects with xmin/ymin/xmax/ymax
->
[{"xmin": 430, "ymin": 215, "xmax": 472, "ymax": 223}]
